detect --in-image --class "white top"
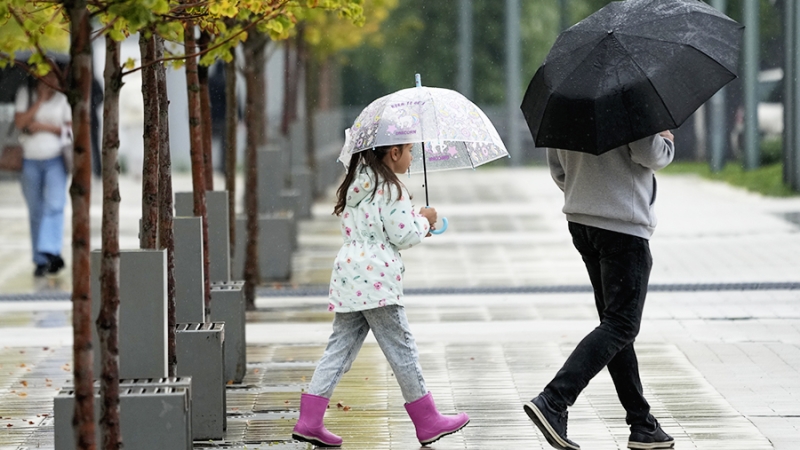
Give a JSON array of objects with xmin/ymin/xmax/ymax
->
[{"xmin": 14, "ymin": 87, "xmax": 72, "ymax": 160}]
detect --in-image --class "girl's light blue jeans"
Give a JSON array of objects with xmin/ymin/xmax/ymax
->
[
  {"xmin": 20, "ymin": 156, "xmax": 67, "ymax": 266},
  {"xmin": 308, "ymin": 305, "xmax": 427, "ymax": 403}
]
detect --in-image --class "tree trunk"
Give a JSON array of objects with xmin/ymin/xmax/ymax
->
[
  {"xmin": 224, "ymin": 52, "xmax": 238, "ymax": 261},
  {"xmin": 242, "ymin": 34, "xmax": 268, "ymax": 310},
  {"xmin": 155, "ymin": 36, "xmax": 177, "ymax": 376},
  {"xmin": 317, "ymin": 56, "xmax": 335, "ymax": 111},
  {"xmin": 98, "ymin": 35, "xmax": 122, "ymax": 450},
  {"xmin": 139, "ymin": 32, "xmax": 159, "ymax": 249},
  {"xmin": 183, "ymin": 15, "xmax": 212, "ymax": 319},
  {"xmin": 64, "ymin": 1, "xmax": 95, "ymax": 448},
  {"xmin": 280, "ymin": 38, "xmax": 298, "ymax": 137},
  {"xmin": 198, "ymin": 31, "xmax": 214, "ymax": 190},
  {"xmin": 304, "ymin": 54, "xmax": 318, "ymax": 196}
]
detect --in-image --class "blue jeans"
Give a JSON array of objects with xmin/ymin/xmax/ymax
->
[
  {"xmin": 542, "ymin": 222, "xmax": 657, "ymax": 430},
  {"xmin": 20, "ymin": 156, "xmax": 67, "ymax": 266},
  {"xmin": 309, "ymin": 305, "xmax": 428, "ymax": 403}
]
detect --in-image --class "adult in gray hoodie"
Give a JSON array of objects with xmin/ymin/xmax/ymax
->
[{"xmin": 523, "ymin": 131, "xmax": 675, "ymax": 450}]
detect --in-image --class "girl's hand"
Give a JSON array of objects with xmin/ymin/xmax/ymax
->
[{"xmin": 419, "ymin": 206, "xmax": 437, "ymax": 227}]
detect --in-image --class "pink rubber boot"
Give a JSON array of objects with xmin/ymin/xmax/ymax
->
[
  {"xmin": 404, "ymin": 392, "xmax": 470, "ymax": 446},
  {"xmin": 291, "ymin": 393, "xmax": 343, "ymax": 448}
]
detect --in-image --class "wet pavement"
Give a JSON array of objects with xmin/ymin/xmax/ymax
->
[{"xmin": 0, "ymin": 167, "xmax": 800, "ymax": 449}]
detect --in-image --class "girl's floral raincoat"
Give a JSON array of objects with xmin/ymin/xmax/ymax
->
[{"xmin": 329, "ymin": 167, "xmax": 430, "ymax": 313}]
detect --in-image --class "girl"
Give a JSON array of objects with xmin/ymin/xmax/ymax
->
[{"xmin": 292, "ymin": 143, "xmax": 470, "ymax": 448}]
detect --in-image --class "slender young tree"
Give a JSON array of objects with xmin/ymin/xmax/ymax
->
[
  {"xmin": 242, "ymin": 31, "xmax": 268, "ymax": 309},
  {"xmin": 182, "ymin": 2, "xmax": 212, "ymax": 319},
  {"xmin": 97, "ymin": 34, "xmax": 122, "ymax": 450},
  {"xmin": 280, "ymin": 28, "xmax": 302, "ymax": 137},
  {"xmin": 154, "ymin": 34, "xmax": 178, "ymax": 376},
  {"xmin": 224, "ymin": 48, "xmax": 238, "ymax": 260},
  {"xmin": 139, "ymin": 31, "xmax": 160, "ymax": 250},
  {"xmin": 64, "ymin": 0, "xmax": 96, "ymax": 447},
  {"xmin": 198, "ymin": 29, "xmax": 214, "ymax": 190}
]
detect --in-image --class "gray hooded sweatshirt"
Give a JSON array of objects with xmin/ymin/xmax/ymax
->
[{"xmin": 547, "ymin": 134, "xmax": 674, "ymax": 240}]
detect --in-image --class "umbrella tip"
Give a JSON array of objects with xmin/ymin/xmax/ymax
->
[{"xmin": 415, "ymin": 73, "xmax": 421, "ymax": 88}]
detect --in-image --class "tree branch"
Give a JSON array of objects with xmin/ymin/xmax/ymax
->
[
  {"xmin": 120, "ymin": 7, "xmax": 285, "ymax": 77},
  {"xmin": 7, "ymin": 6, "xmax": 64, "ymax": 83}
]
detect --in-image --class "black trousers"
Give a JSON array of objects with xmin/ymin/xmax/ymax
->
[{"xmin": 542, "ymin": 222, "xmax": 657, "ymax": 430}]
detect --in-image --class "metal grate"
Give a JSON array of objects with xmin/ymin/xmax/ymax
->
[{"xmin": 2, "ymin": 281, "xmax": 799, "ymax": 301}]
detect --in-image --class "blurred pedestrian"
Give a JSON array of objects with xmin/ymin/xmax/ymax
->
[
  {"xmin": 524, "ymin": 131, "xmax": 676, "ymax": 450},
  {"xmin": 14, "ymin": 71, "xmax": 71, "ymax": 277},
  {"xmin": 90, "ymin": 77, "xmax": 103, "ymax": 178},
  {"xmin": 292, "ymin": 143, "xmax": 469, "ymax": 448},
  {"xmin": 208, "ymin": 62, "xmax": 226, "ymax": 174}
]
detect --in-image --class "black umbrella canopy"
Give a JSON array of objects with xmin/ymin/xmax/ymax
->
[{"xmin": 521, "ymin": 0, "xmax": 744, "ymax": 155}]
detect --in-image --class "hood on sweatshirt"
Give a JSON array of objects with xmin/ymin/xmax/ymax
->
[{"xmin": 345, "ymin": 169, "xmax": 377, "ymax": 208}]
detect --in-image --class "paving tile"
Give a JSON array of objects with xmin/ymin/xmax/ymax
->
[{"xmin": 2, "ymin": 167, "xmax": 800, "ymax": 448}]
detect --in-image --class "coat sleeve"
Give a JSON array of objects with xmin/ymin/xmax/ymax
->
[
  {"xmin": 547, "ymin": 148, "xmax": 566, "ymax": 192},
  {"xmin": 629, "ymin": 134, "xmax": 674, "ymax": 171},
  {"xmin": 380, "ymin": 186, "xmax": 430, "ymax": 250}
]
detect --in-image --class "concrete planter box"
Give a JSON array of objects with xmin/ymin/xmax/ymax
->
[
  {"xmin": 210, "ymin": 281, "xmax": 246, "ymax": 384},
  {"xmin": 176, "ymin": 322, "xmax": 226, "ymax": 440},
  {"xmin": 55, "ymin": 381, "xmax": 191, "ymax": 450},
  {"xmin": 175, "ymin": 191, "xmax": 231, "ymax": 283},
  {"xmin": 90, "ymin": 249, "xmax": 168, "ymax": 380},
  {"xmin": 232, "ymin": 213, "xmax": 294, "ymax": 281},
  {"xmin": 173, "ymin": 216, "xmax": 206, "ymax": 323}
]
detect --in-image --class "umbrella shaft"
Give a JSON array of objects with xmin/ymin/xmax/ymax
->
[{"xmin": 422, "ymin": 145, "xmax": 430, "ymax": 206}]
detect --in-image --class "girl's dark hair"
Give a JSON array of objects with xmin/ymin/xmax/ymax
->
[{"xmin": 333, "ymin": 145, "xmax": 406, "ymax": 216}]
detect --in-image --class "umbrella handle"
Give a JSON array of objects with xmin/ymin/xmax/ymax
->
[{"xmin": 430, "ymin": 217, "xmax": 448, "ymax": 235}]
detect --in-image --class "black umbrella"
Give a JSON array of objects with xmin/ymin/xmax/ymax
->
[{"xmin": 521, "ymin": 0, "xmax": 743, "ymax": 155}]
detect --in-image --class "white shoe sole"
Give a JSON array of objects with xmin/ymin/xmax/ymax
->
[{"xmin": 628, "ymin": 441, "xmax": 675, "ymax": 449}]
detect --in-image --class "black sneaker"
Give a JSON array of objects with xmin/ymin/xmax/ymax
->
[
  {"xmin": 34, "ymin": 264, "xmax": 48, "ymax": 277},
  {"xmin": 43, "ymin": 253, "xmax": 64, "ymax": 275},
  {"xmin": 523, "ymin": 395, "xmax": 580, "ymax": 450},
  {"xmin": 628, "ymin": 422, "xmax": 674, "ymax": 449}
]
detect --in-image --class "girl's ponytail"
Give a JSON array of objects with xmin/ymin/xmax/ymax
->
[{"xmin": 333, "ymin": 154, "xmax": 361, "ymax": 216}]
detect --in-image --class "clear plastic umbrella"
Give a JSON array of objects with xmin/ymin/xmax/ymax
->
[{"xmin": 339, "ymin": 74, "xmax": 509, "ymax": 233}]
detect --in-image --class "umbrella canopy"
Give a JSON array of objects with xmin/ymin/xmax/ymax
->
[
  {"xmin": 340, "ymin": 78, "xmax": 508, "ymax": 234},
  {"xmin": 340, "ymin": 85, "xmax": 508, "ymax": 172},
  {"xmin": 521, "ymin": 0, "xmax": 743, "ymax": 155}
]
